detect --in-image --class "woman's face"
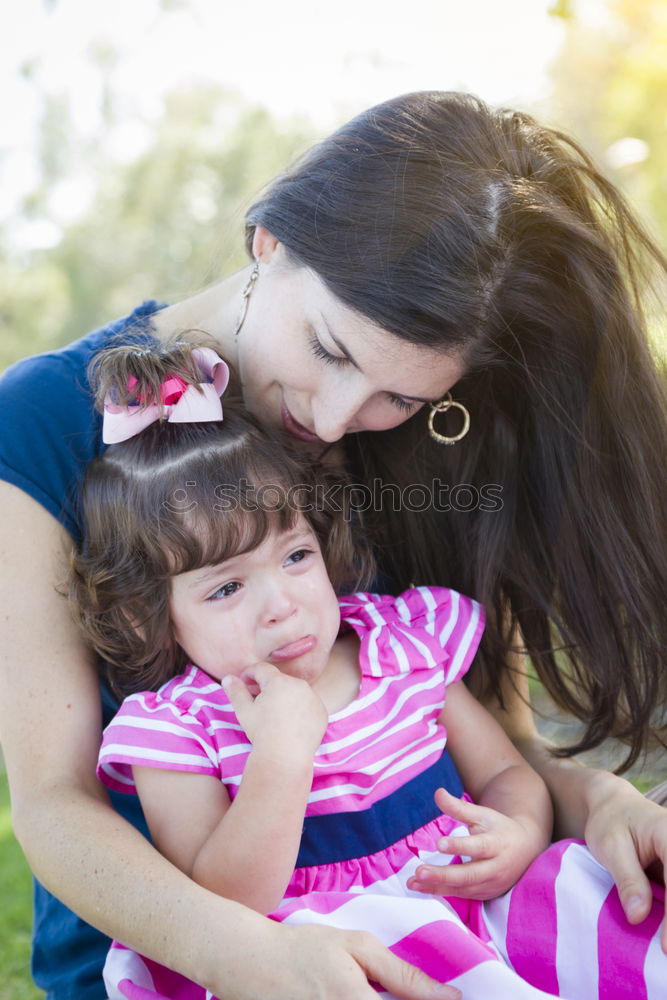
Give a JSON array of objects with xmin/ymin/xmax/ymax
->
[{"xmin": 235, "ymin": 230, "xmax": 467, "ymax": 446}]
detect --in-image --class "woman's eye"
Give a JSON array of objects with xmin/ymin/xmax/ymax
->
[
  {"xmin": 308, "ymin": 333, "xmax": 348, "ymax": 368},
  {"xmin": 208, "ymin": 581, "xmax": 241, "ymax": 601},
  {"xmin": 308, "ymin": 330, "xmax": 417, "ymax": 412},
  {"xmin": 387, "ymin": 394, "xmax": 419, "ymax": 414}
]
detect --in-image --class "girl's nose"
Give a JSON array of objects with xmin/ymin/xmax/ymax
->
[{"xmin": 261, "ymin": 581, "xmax": 297, "ymax": 625}]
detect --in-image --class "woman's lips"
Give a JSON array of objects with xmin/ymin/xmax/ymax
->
[
  {"xmin": 281, "ymin": 403, "xmax": 321, "ymax": 443},
  {"xmin": 268, "ymin": 635, "xmax": 317, "ymax": 662}
]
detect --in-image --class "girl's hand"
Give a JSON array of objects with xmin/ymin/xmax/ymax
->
[
  {"xmin": 222, "ymin": 661, "xmax": 328, "ymax": 760},
  {"xmin": 406, "ymin": 787, "xmax": 546, "ymax": 900},
  {"xmin": 582, "ymin": 772, "xmax": 667, "ymax": 951}
]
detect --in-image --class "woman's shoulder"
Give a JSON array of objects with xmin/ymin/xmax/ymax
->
[
  {"xmin": 1, "ymin": 300, "xmax": 165, "ymax": 394},
  {"xmin": 0, "ymin": 301, "xmax": 166, "ymax": 537}
]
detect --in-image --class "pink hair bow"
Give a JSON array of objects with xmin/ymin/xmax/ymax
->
[{"xmin": 102, "ymin": 347, "xmax": 230, "ymax": 444}]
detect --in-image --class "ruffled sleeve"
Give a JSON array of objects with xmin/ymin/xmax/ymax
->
[
  {"xmin": 339, "ymin": 586, "xmax": 484, "ymax": 686},
  {"xmin": 97, "ymin": 668, "xmax": 222, "ymax": 794}
]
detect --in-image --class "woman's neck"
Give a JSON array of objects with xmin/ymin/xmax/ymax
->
[{"xmin": 150, "ymin": 266, "xmax": 253, "ymax": 365}]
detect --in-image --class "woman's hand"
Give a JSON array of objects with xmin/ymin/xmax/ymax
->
[
  {"xmin": 223, "ymin": 661, "xmax": 328, "ymax": 759},
  {"xmin": 215, "ymin": 921, "xmax": 461, "ymax": 1000},
  {"xmin": 582, "ymin": 770, "xmax": 667, "ymax": 950},
  {"xmin": 406, "ymin": 787, "xmax": 547, "ymax": 900},
  {"xmin": 479, "ymin": 638, "xmax": 667, "ymax": 948}
]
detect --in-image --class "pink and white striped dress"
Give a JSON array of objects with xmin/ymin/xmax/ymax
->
[{"xmin": 97, "ymin": 587, "xmax": 665, "ymax": 999}]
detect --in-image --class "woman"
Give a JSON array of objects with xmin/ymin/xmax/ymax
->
[{"xmin": 1, "ymin": 91, "xmax": 665, "ymax": 1000}]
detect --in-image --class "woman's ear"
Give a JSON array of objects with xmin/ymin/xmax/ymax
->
[{"xmin": 251, "ymin": 225, "xmax": 281, "ymax": 264}]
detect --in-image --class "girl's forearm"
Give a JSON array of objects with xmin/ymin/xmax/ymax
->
[
  {"xmin": 477, "ymin": 761, "xmax": 553, "ymax": 846},
  {"xmin": 191, "ymin": 748, "xmax": 314, "ymax": 913},
  {"xmin": 443, "ymin": 681, "xmax": 553, "ymax": 844},
  {"xmin": 476, "ymin": 644, "xmax": 609, "ymax": 840}
]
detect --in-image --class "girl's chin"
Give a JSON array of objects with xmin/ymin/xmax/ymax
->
[{"xmin": 279, "ymin": 660, "xmax": 325, "ymax": 685}]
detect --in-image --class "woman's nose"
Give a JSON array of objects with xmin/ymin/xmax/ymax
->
[{"xmin": 311, "ymin": 389, "xmax": 366, "ymax": 443}]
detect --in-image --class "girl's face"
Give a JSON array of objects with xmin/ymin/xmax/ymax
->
[
  {"xmin": 235, "ymin": 229, "xmax": 468, "ymax": 446},
  {"xmin": 168, "ymin": 518, "xmax": 342, "ymax": 689}
]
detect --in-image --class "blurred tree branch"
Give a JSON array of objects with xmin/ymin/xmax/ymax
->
[{"xmin": 1, "ymin": 84, "xmax": 314, "ymax": 370}]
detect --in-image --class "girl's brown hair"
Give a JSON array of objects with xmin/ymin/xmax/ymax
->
[
  {"xmin": 69, "ymin": 341, "xmax": 374, "ymax": 697},
  {"xmin": 247, "ymin": 90, "xmax": 667, "ymax": 768}
]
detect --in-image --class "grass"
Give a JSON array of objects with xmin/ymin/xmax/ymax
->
[{"xmin": 0, "ymin": 771, "xmax": 43, "ymax": 999}]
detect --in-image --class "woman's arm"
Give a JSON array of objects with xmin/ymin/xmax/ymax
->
[
  {"xmin": 480, "ymin": 642, "xmax": 667, "ymax": 948},
  {"xmin": 0, "ymin": 483, "xmax": 461, "ymax": 1000},
  {"xmin": 407, "ymin": 680, "xmax": 552, "ymax": 900},
  {"xmin": 133, "ymin": 664, "xmax": 328, "ymax": 914}
]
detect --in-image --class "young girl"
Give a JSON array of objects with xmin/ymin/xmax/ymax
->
[{"xmin": 71, "ymin": 342, "xmax": 665, "ymax": 1000}]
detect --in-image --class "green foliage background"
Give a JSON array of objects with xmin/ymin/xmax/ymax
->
[
  {"xmin": 0, "ymin": 771, "xmax": 42, "ymax": 999},
  {"xmin": 1, "ymin": 84, "xmax": 315, "ymax": 371},
  {"xmin": 2, "ymin": 0, "xmax": 666, "ymax": 373}
]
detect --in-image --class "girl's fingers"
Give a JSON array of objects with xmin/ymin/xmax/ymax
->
[
  {"xmin": 220, "ymin": 674, "xmax": 254, "ymax": 707},
  {"xmin": 409, "ymin": 857, "xmax": 497, "ymax": 891},
  {"xmin": 240, "ymin": 661, "xmax": 280, "ymax": 689},
  {"xmin": 433, "ymin": 786, "xmax": 491, "ymax": 826},
  {"xmin": 220, "ymin": 675, "xmax": 257, "ymax": 734},
  {"xmin": 437, "ymin": 833, "xmax": 495, "ymax": 859}
]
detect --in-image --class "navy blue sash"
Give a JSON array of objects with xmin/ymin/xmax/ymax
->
[{"xmin": 297, "ymin": 750, "xmax": 463, "ymax": 867}]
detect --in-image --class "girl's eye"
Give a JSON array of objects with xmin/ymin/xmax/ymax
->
[
  {"xmin": 208, "ymin": 581, "xmax": 241, "ymax": 601},
  {"xmin": 286, "ymin": 548, "xmax": 313, "ymax": 565},
  {"xmin": 308, "ymin": 333, "xmax": 348, "ymax": 368},
  {"xmin": 387, "ymin": 394, "xmax": 419, "ymax": 414}
]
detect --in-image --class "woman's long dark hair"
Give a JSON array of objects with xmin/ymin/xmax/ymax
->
[{"xmin": 246, "ymin": 91, "xmax": 667, "ymax": 768}]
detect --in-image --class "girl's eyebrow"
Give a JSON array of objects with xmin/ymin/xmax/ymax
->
[
  {"xmin": 191, "ymin": 564, "xmax": 229, "ymax": 586},
  {"xmin": 191, "ymin": 554, "xmax": 251, "ymax": 585},
  {"xmin": 323, "ymin": 316, "xmax": 435, "ymax": 405},
  {"xmin": 278, "ymin": 526, "xmax": 318, "ymax": 549},
  {"xmin": 190, "ymin": 528, "xmax": 316, "ymax": 586}
]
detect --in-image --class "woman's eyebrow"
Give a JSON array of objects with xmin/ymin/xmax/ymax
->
[{"xmin": 322, "ymin": 316, "xmax": 434, "ymax": 404}]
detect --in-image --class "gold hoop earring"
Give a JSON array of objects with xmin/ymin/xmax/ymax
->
[
  {"xmin": 427, "ymin": 393, "xmax": 470, "ymax": 445},
  {"xmin": 233, "ymin": 262, "xmax": 260, "ymax": 339}
]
